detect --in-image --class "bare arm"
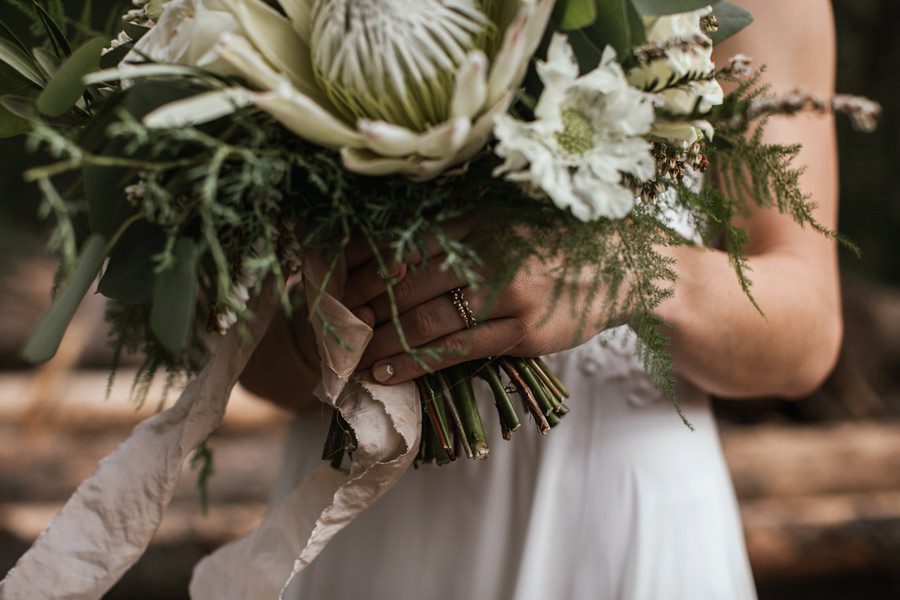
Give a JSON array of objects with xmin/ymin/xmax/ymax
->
[{"xmin": 658, "ymin": 0, "xmax": 841, "ymax": 398}]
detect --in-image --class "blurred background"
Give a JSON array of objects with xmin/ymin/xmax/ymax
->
[{"xmin": 1, "ymin": 1, "xmax": 898, "ymax": 598}]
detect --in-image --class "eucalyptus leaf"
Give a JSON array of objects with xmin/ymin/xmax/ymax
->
[
  {"xmin": 1, "ymin": 94, "xmax": 40, "ymax": 123},
  {"xmin": 22, "ymin": 234, "xmax": 108, "ymax": 364},
  {"xmin": 86, "ymin": 81, "xmax": 200, "ymax": 238},
  {"xmin": 122, "ymin": 22, "xmax": 151, "ymax": 42},
  {"xmin": 32, "ymin": 46, "xmax": 60, "ymax": 79},
  {"xmin": 150, "ymin": 238, "xmax": 201, "ymax": 353},
  {"xmin": 0, "ymin": 21, "xmax": 31, "ymax": 55},
  {"xmin": 710, "ymin": 2, "xmax": 753, "ymax": 45},
  {"xmin": 0, "ymin": 76, "xmax": 31, "ymax": 137},
  {"xmin": 0, "ymin": 38, "xmax": 45, "ymax": 87},
  {"xmin": 99, "ymin": 42, "xmax": 133, "ymax": 70},
  {"xmin": 37, "ymin": 38, "xmax": 105, "ymax": 117},
  {"xmin": 630, "ymin": 0, "xmax": 721, "ymax": 16},
  {"xmin": 32, "ymin": 0, "xmax": 72, "ymax": 59},
  {"xmin": 0, "ymin": 104, "xmax": 30, "ymax": 138},
  {"xmin": 588, "ymin": 0, "xmax": 646, "ymax": 59},
  {"xmin": 559, "ymin": 0, "xmax": 597, "ymax": 31},
  {"xmin": 98, "ymin": 220, "xmax": 165, "ymax": 303}
]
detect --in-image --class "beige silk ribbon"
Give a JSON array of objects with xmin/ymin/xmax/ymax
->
[
  {"xmin": 0, "ymin": 259, "xmax": 421, "ymax": 599},
  {"xmin": 0, "ymin": 279, "xmax": 281, "ymax": 599},
  {"xmin": 189, "ymin": 256, "xmax": 420, "ymax": 598}
]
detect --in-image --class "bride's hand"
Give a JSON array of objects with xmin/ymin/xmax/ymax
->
[{"xmin": 343, "ymin": 232, "xmax": 625, "ymax": 385}]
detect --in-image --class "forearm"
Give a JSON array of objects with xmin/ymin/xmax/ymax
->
[
  {"xmin": 239, "ymin": 308, "xmax": 322, "ymax": 413},
  {"xmin": 656, "ymin": 242, "xmax": 841, "ymax": 398}
]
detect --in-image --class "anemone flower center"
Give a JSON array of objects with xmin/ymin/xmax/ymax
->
[
  {"xmin": 556, "ymin": 109, "xmax": 594, "ymax": 155},
  {"xmin": 309, "ymin": 0, "xmax": 494, "ymax": 131}
]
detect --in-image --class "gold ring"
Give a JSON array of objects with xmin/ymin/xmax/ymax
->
[{"xmin": 448, "ymin": 287, "xmax": 477, "ymax": 329}]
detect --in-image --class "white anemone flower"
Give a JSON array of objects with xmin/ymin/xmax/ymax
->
[
  {"xmin": 628, "ymin": 6, "xmax": 724, "ymax": 143},
  {"xmin": 138, "ymin": 0, "xmax": 554, "ymax": 181},
  {"xmin": 493, "ymin": 35, "xmax": 656, "ymax": 222}
]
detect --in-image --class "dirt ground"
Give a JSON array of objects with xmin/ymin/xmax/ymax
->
[{"xmin": 1, "ymin": 370, "xmax": 898, "ymax": 599}]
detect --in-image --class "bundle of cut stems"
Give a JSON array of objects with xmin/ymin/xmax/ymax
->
[{"xmin": 323, "ymin": 357, "xmax": 570, "ymax": 468}]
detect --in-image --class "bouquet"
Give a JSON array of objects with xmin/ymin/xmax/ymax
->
[{"xmin": 0, "ymin": 0, "xmax": 879, "ymax": 597}]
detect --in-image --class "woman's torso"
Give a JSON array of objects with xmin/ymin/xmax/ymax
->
[{"xmin": 277, "ymin": 328, "xmax": 757, "ymax": 600}]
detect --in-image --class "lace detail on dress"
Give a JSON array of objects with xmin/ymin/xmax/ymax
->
[{"xmin": 569, "ymin": 326, "xmax": 662, "ymax": 407}]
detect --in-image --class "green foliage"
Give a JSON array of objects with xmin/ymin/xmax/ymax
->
[
  {"xmin": 709, "ymin": 2, "xmax": 753, "ymax": 45},
  {"xmin": 558, "ymin": 0, "xmax": 597, "ymax": 31},
  {"xmin": 22, "ymin": 233, "xmax": 108, "ymax": 362},
  {"xmin": 191, "ymin": 438, "xmax": 215, "ymax": 514},
  {"xmin": 36, "ymin": 37, "xmax": 104, "ymax": 117},
  {"xmin": 631, "ymin": 0, "xmax": 719, "ymax": 15},
  {"xmin": 150, "ymin": 237, "xmax": 201, "ymax": 353}
]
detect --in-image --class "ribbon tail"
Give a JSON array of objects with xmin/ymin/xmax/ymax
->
[{"xmin": 0, "ymin": 281, "xmax": 280, "ymax": 600}]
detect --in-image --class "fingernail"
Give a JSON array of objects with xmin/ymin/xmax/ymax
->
[{"xmin": 372, "ymin": 363, "xmax": 395, "ymax": 383}]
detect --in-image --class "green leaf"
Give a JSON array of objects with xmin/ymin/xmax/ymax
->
[
  {"xmin": 583, "ymin": 0, "xmax": 646, "ymax": 60},
  {"xmin": 98, "ymin": 221, "xmax": 165, "ymax": 303},
  {"xmin": 32, "ymin": 0, "xmax": 72, "ymax": 59},
  {"xmin": 0, "ymin": 94, "xmax": 39, "ymax": 123},
  {"xmin": 710, "ymin": 2, "xmax": 753, "ymax": 45},
  {"xmin": 0, "ymin": 21, "xmax": 31, "ymax": 55},
  {"xmin": 559, "ymin": 0, "xmax": 597, "ymax": 30},
  {"xmin": 0, "ymin": 38, "xmax": 45, "ymax": 87},
  {"xmin": 122, "ymin": 22, "xmax": 151, "ymax": 42},
  {"xmin": 37, "ymin": 37, "xmax": 105, "ymax": 117},
  {"xmin": 99, "ymin": 42, "xmax": 132, "ymax": 69},
  {"xmin": 150, "ymin": 238, "xmax": 201, "ymax": 353},
  {"xmin": 22, "ymin": 234, "xmax": 108, "ymax": 364},
  {"xmin": 85, "ymin": 81, "xmax": 199, "ymax": 238},
  {"xmin": 0, "ymin": 104, "xmax": 30, "ymax": 138},
  {"xmin": 0, "ymin": 74, "xmax": 31, "ymax": 138},
  {"xmin": 32, "ymin": 46, "xmax": 59, "ymax": 78},
  {"xmin": 630, "ymin": 0, "xmax": 721, "ymax": 15}
]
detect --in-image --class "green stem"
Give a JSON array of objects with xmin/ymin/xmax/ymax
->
[
  {"xmin": 535, "ymin": 357, "xmax": 571, "ymax": 398},
  {"xmin": 499, "ymin": 357, "xmax": 550, "ymax": 435},
  {"xmin": 527, "ymin": 357, "xmax": 565, "ymax": 404},
  {"xmin": 417, "ymin": 377, "xmax": 454, "ymax": 464},
  {"xmin": 444, "ymin": 364, "xmax": 489, "ymax": 460},
  {"xmin": 474, "ymin": 359, "xmax": 521, "ymax": 435},
  {"xmin": 512, "ymin": 357, "xmax": 556, "ymax": 417},
  {"xmin": 437, "ymin": 372, "xmax": 473, "ymax": 459},
  {"xmin": 426, "ymin": 374, "xmax": 456, "ymax": 462}
]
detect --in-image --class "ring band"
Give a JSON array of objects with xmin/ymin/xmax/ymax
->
[{"xmin": 448, "ymin": 287, "xmax": 477, "ymax": 329}]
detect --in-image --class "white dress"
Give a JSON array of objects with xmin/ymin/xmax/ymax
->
[{"xmin": 275, "ymin": 326, "xmax": 758, "ymax": 600}]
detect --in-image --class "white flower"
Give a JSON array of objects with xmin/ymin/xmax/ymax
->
[
  {"xmin": 628, "ymin": 6, "xmax": 724, "ymax": 143},
  {"xmin": 493, "ymin": 35, "xmax": 655, "ymax": 222},
  {"xmin": 127, "ymin": 0, "xmax": 242, "ymax": 74},
  {"xmin": 138, "ymin": 0, "xmax": 554, "ymax": 181}
]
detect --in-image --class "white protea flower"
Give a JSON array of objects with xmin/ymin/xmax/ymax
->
[
  {"xmin": 125, "ymin": 0, "xmax": 243, "ymax": 74},
  {"xmin": 138, "ymin": 0, "xmax": 554, "ymax": 181},
  {"xmin": 628, "ymin": 6, "xmax": 724, "ymax": 143},
  {"xmin": 493, "ymin": 35, "xmax": 655, "ymax": 222}
]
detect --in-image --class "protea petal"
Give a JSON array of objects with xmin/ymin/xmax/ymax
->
[
  {"xmin": 486, "ymin": 7, "xmax": 529, "ymax": 106},
  {"xmin": 453, "ymin": 90, "xmax": 515, "ymax": 165},
  {"xmin": 417, "ymin": 117, "xmax": 471, "ymax": 158},
  {"xmin": 276, "ymin": 0, "xmax": 311, "ymax": 44},
  {"xmin": 143, "ymin": 87, "xmax": 253, "ymax": 129},
  {"xmin": 341, "ymin": 148, "xmax": 419, "ymax": 176},
  {"xmin": 521, "ymin": 0, "xmax": 555, "ymax": 71},
  {"xmin": 253, "ymin": 86, "xmax": 365, "ymax": 149},
  {"xmin": 215, "ymin": 33, "xmax": 284, "ymax": 91},
  {"xmin": 450, "ymin": 50, "xmax": 488, "ymax": 119},
  {"xmin": 357, "ymin": 120, "xmax": 422, "ymax": 157},
  {"xmin": 219, "ymin": 0, "xmax": 321, "ymax": 101}
]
